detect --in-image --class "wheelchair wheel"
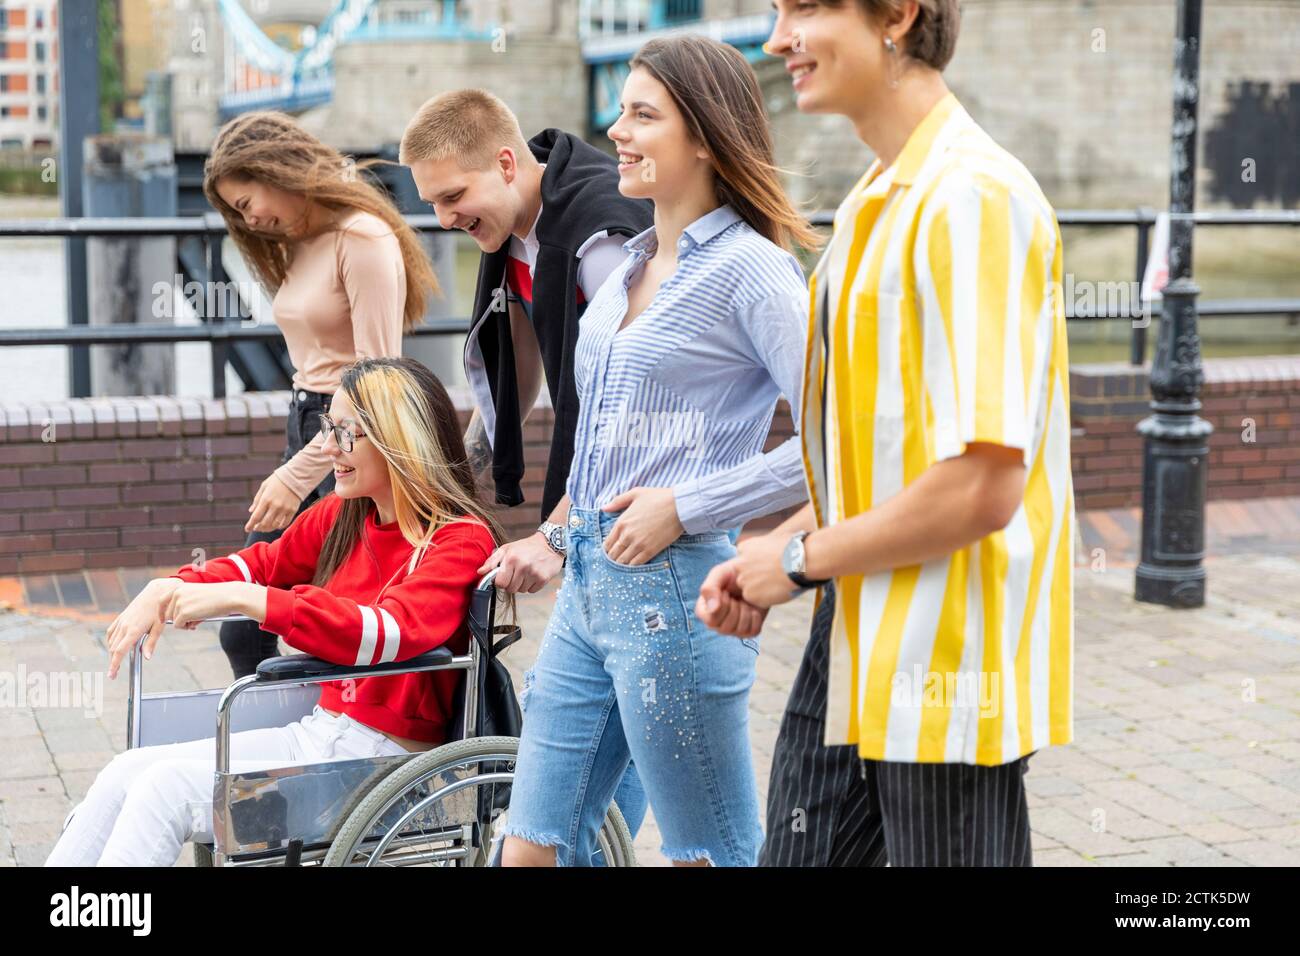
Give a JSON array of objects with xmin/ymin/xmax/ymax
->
[{"xmin": 322, "ymin": 736, "xmax": 637, "ymax": 867}]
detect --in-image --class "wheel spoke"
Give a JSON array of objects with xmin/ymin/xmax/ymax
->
[{"xmin": 323, "ymin": 740, "xmax": 634, "ymax": 868}]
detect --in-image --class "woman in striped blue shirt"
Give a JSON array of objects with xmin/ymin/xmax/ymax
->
[{"xmin": 490, "ymin": 35, "xmax": 818, "ymax": 867}]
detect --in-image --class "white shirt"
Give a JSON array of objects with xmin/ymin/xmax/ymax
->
[
  {"xmin": 467, "ymin": 173, "xmax": 635, "ymax": 447},
  {"xmin": 506, "ymin": 189, "xmax": 630, "ymax": 303}
]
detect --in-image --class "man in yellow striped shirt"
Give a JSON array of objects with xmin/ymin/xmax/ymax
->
[{"xmin": 699, "ymin": 0, "xmax": 1074, "ymax": 866}]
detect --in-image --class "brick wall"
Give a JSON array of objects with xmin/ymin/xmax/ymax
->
[
  {"xmin": 0, "ymin": 394, "xmax": 296, "ymax": 576},
  {"xmin": 1070, "ymin": 356, "xmax": 1300, "ymax": 510},
  {"xmin": 3, "ymin": 359, "xmax": 1298, "ymax": 573},
  {"xmin": 0, "ymin": 388, "xmax": 798, "ymax": 575}
]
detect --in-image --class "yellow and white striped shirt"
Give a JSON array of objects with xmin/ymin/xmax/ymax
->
[{"xmin": 800, "ymin": 93, "xmax": 1074, "ymax": 766}]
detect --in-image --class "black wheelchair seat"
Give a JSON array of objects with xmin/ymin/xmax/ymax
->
[{"xmin": 255, "ymin": 646, "xmax": 456, "ymax": 683}]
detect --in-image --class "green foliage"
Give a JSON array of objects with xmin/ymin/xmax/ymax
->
[
  {"xmin": 0, "ymin": 167, "xmax": 59, "ymax": 195},
  {"xmin": 97, "ymin": 0, "xmax": 124, "ymax": 130}
]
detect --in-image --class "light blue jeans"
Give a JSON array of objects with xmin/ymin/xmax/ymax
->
[{"xmin": 503, "ymin": 507, "xmax": 763, "ymax": 866}]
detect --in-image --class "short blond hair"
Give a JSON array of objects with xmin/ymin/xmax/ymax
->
[{"xmin": 399, "ymin": 89, "xmax": 532, "ymax": 170}]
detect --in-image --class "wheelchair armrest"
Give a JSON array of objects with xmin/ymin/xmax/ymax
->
[
  {"xmin": 254, "ymin": 646, "xmax": 456, "ymax": 682},
  {"xmin": 251, "ymin": 572, "xmax": 507, "ymax": 680}
]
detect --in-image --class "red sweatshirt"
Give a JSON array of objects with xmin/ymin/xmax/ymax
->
[{"xmin": 173, "ymin": 494, "xmax": 495, "ymax": 744}]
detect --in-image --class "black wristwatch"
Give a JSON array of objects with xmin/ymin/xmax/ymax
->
[{"xmin": 781, "ymin": 530, "xmax": 831, "ymax": 591}]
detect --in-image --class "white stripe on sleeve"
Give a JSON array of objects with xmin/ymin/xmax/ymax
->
[
  {"xmin": 356, "ymin": 606, "xmax": 380, "ymax": 667},
  {"xmin": 228, "ymin": 554, "xmax": 253, "ymax": 584},
  {"xmin": 377, "ymin": 608, "xmax": 401, "ymax": 663}
]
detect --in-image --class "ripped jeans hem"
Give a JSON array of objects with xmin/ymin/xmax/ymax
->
[
  {"xmin": 497, "ymin": 824, "xmax": 572, "ymax": 865},
  {"xmin": 660, "ymin": 845, "xmax": 718, "ymax": 866}
]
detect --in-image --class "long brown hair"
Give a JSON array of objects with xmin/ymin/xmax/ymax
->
[
  {"xmin": 629, "ymin": 35, "xmax": 821, "ymax": 253},
  {"xmin": 202, "ymin": 111, "xmax": 437, "ymax": 332},
  {"xmin": 312, "ymin": 358, "xmax": 508, "ymax": 618}
]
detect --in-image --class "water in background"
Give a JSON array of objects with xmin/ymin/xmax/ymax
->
[
  {"xmin": 0, "ymin": 195, "xmax": 479, "ymax": 404},
  {"xmin": 5, "ymin": 197, "xmax": 1297, "ymax": 401},
  {"xmin": 1, "ymin": 196, "xmax": 231, "ymax": 403}
]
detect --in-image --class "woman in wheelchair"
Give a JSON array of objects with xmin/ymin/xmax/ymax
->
[{"xmin": 46, "ymin": 357, "xmax": 502, "ymax": 867}]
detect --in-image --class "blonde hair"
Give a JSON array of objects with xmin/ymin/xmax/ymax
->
[
  {"xmin": 313, "ymin": 358, "xmax": 507, "ymax": 605},
  {"xmin": 203, "ymin": 111, "xmax": 438, "ymax": 333},
  {"xmin": 399, "ymin": 88, "xmax": 534, "ymax": 171}
]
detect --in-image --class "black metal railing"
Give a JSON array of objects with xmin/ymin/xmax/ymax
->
[
  {"xmin": 817, "ymin": 207, "xmax": 1300, "ymax": 367},
  {"xmin": 0, "ymin": 212, "xmax": 454, "ymax": 398},
  {"xmin": 2, "ymin": 208, "xmax": 1297, "ymax": 399}
]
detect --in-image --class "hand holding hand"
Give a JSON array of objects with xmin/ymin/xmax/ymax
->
[
  {"xmin": 732, "ymin": 531, "xmax": 806, "ymax": 609},
  {"xmin": 696, "ymin": 559, "xmax": 769, "ymax": 637}
]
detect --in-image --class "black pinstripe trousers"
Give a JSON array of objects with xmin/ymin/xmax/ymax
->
[{"xmin": 760, "ymin": 583, "xmax": 1035, "ymax": 867}]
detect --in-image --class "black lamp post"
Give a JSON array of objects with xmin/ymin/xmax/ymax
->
[
  {"xmin": 58, "ymin": 0, "xmax": 101, "ymax": 398},
  {"xmin": 1135, "ymin": 0, "xmax": 1213, "ymax": 608}
]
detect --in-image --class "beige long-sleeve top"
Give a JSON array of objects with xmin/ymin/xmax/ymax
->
[{"xmin": 270, "ymin": 210, "xmax": 406, "ymax": 499}]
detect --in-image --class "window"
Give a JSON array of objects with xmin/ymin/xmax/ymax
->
[
  {"xmin": 36, "ymin": 74, "xmax": 45, "ymax": 94},
  {"xmin": 37, "ymin": 105, "xmax": 46, "ymax": 121},
  {"xmin": 35, "ymin": 42, "xmax": 46, "ymax": 64},
  {"xmin": 0, "ymin": 76, "xmax": 7, "ymax": 93},
  {"xmin": 662, "ymin": 0, "xmax": 702, "ymax": 25}
]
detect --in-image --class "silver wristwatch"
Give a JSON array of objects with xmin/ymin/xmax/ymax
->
[
  {"xmin": 781, "ymin": 530, "xmax": 831, "ymax": 591},
  {"xmin": 538, "ymin": 520, "xmax": 568, "ymax": 557}
]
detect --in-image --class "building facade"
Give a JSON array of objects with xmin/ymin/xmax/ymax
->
[{"xmin": 0, "ymin": 0, "xmax": 58, "ymax": 149}]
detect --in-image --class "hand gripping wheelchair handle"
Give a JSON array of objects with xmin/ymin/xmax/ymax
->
[{"xmin": 468, "ymin": 567, "xmax": 523, "ymax": 660}]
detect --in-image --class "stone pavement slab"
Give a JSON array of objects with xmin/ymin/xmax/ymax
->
[{"xmin": 1, "ymin": 546, "xmax": 1297, "ymax": 867}]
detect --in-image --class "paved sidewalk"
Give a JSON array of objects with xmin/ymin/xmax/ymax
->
[{"xmin": 2, "ymin": 498, "xmax": 1299, "ymax": 867}]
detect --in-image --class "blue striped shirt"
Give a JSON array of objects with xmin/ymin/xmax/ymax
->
[{"xmin": 567, "ymin": 204, "xmax": 810, "ymax": 534}]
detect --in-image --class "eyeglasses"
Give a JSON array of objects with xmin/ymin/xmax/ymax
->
[{"xmin": 319, "ymin": 413, "xmax": 367, "ymax": 453}]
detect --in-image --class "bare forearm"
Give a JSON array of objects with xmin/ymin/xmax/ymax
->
[
  {"xmin": 517, "ymin": 359, "xmax": 544, "ymax": 425},
  {"xmin": 545, "ymin": 493, "xmax": 571, "ymax": 527},
  {"xmin": 464, "ymin": 409, "xmax": 492, "ymax": 479},
  {"xmin": 464, "ymin": 307, "xmax": 542, "ymax": 479},
  {"xmin": 803, "ymin": 449, "xmax": 1023, "ymax": 581},
  {"xmin": 511, "ymin": 303, "xmax": 545, "ymax": 424},
  {"xmin": 233, "ymin": 583, "xmax": 269, "ymax": 624},
  {"xmin": 772, "ymin": 502, "xmax": 817, "ymax": 538},
  {"xmin": 513, "ymin": 495, "xmax": 571, "ymax": 548},
  {"xmin": 510, "ymin": 494, "xmax": 573, "ymax": 554}
]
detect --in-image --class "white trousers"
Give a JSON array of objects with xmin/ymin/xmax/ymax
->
[{"xmin": 45, "ymin": 705, "xmax": 410, "ymax": 867}]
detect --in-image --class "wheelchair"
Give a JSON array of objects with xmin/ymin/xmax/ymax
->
[{"xmin": 110, "ymin": 568, "xmax": 637, "ymax": 867}]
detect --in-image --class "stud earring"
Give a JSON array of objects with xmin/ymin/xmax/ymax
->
[{"xmin": 884, "ymin": 35, "xmax": 901, "ymax": 89}]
